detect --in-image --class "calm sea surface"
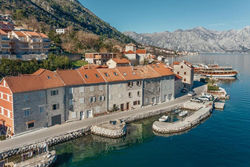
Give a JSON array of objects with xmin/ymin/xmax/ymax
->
[{"xmin": 52, "ymin": 53, "xmax": 250, "ymax": 167}]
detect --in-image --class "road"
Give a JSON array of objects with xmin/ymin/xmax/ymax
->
[{"xmin": 0, "ymin": 85, "xmax": 205, "ymax": 153}]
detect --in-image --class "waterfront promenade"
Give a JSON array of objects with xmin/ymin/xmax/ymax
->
[{"xmin": 0, "ymin": 86, "xmax": 205, "ymax": 153}]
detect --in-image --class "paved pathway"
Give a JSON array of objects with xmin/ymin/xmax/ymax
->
[{"xmin": 0, "ymin": 86, "xmax": 205, "ymax": 153}]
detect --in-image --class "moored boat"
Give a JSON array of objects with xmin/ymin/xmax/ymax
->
[
  {"xmin": 159, "ymin": 115, "xmax": 169, "ymax": 122},
  {"xmin": 179, "ymin": 111, "xmax": 188, "ymax": 117}
]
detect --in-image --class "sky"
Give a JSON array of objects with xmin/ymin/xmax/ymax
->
[{"xmin": 80, "ymin": 0, "xmax": 250, "ymax": 33}]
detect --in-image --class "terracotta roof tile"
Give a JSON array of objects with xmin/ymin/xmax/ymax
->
[
  {"xmin": 134, "ymin": 66, "xmax": 161, "ymax": 79},
  {"xmin": 56, "ymin": 70, "xmax": 85, "ymax": 86},
  {"xmin": 24, "ymin": 31, "xmax": 40, "ymax": 37},
  {"xmin": 136, "ymin": 49, "xmax": 146, "ymax": 54},
  {"xmin": 38, "ymin": 32, "xmax": 48, "ymax": 38},
  {"xmin": 97, "ymin": 68, "xmax": 125, "ymax": 82},
  {"xmin": 77, "ymin": 67, "xmax": 106, "ymax": 84},
  {"xmin": 149, "ymin": 63, "xmax": 175, "ymax": 76},
  {"xmin": 117, "ymin": 66, "xmax": 143, "ymax": 80},
  {"xmin": 5, "ymin": 69, "xmax": 65, "ymax": 93},
  {"xmin": 124, "ymin": 50, "xmax": 135, "ymax": 54},
  {"xmin": 111, "ymin": 58, "xmax": 130, "ymax": 64},
  {"xmin": 13, "ymin": 31, "xmax": 26, "ymax": 37}
]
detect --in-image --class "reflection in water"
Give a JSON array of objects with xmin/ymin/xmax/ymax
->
[{"xmin": 52, "ymin": 117, "xmax": 157, "ymax": 167}]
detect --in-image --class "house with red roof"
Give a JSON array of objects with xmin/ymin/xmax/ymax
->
[
  {"xmin": 8, "ymin": 30, "xmax": 50, "ymax": 59},
  {"xmin": 85, "ymin": 52, "xmax": 117, "ymax": 65},
  {"xmin": 106, "ymin": 58, "xmax": 131, "ymax": 68},
  {"xmin": 172, "ymin": 60, "xmax": 194, "ymax": 90},
  {"xmin": 0, "ymin": 63, "xmax": 176, "ymax": 136},
  {"xmin": 124, "ymin": 43, "xmax": 147, "ymax": 65}
]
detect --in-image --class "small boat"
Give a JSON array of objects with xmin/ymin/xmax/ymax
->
[
  {"xmin": 159, "ymin": 115, "xmax": 169, "ymax": 122},
  {"xmin": 179, "ymin": 111, "xmax": 188, "ymax": 117},
  {"xmin": 174, "ymin": 109, "xmax": 182, "ymax": 114}
]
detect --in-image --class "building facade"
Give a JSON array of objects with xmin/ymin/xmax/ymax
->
[
  {"xmin": 85, "ymin": 53, "xmax": 117, "ymax": 65},
  {"xmin": 173, "ymin": 61, "xmax": 194, "ymax": 90},
  {"xmin": 0, "ymin": 29, "xmax": 11, "ymax": 55},
  {"xmin": 0, "ymin": 63, "xmax": 176, "ymax": 135}
]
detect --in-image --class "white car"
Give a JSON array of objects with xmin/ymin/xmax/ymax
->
[{"xmin": 188, "ymin": 91, "xmax": 196, "ymax": 97}]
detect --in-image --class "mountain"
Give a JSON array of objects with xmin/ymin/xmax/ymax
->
[
  {"xmin": 124, "ymin": 26, "xmax": 250, "ymax": 53},
  {"xmin": 0, "ymin": 0, "xmax": 134, "ymax": 43}
]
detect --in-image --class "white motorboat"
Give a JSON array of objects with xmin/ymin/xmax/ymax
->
[
  {"xmin": 159, "ymin": 115, "xmax": 169, "ymax": 122},
  {"xmin": 174, "ymin": 109, "xmax": 182, "ymax": 114},
  {"xmin": 179, "ymin": 111, "xmax": 188, "ymax": 117}
]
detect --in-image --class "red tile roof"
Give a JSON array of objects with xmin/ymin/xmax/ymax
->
[
  {"xmin": 136, "ymin": 49, "xmax": 146, "ymax": 54},
  {"xmin": 111, "ymin": 58, "xmax": 130, "ymax": 64},
  {"xmin": 24, "ymin": 31, "xmax": 40, "ymax": 37},
  {"xmin": 38, "ymin": 32, "xmax": 48, "ymax": 38},
  {"xmin": 134, "ymin": 66, "xmax": 161, "ymax": 79},
  {"xmin": 5, "ymin": 69, "xmax": 65, "ymax": 93},
  {"xmin": 97, "ymin": 68, "xmax": 125, "ymax": 82},
  {"xmin": 56, "ymin": 70, "xmax": 85, "ymax": 86},
  {"xmin": 77, "ymin": 67, "xmax": 106, "ymax": 84},
  {"xmin": 124, "ymin": 50, "xmax": 135, "ymax": 54},
  {"xmin": 13, "ymin": 31, "xmax": 26, "ymax": 37},
  {"xmin": 149, "ymin": 63, "xmax": 175, "ymax": 76},
  {"xmin": 117, "ymin": 66, "xmax": 144, "ymax": 80}
]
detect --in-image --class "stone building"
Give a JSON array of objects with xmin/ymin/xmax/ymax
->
[
  {"xmin": 0, "ymin": 63, "xmax": 176, "ymax": 135},
  {"xmin": 85, "ymin": 53, "xmax": 116, "ymax": 65},
  {"xmin": 0, "ymin": 69, "xmax": 66, "ymax": 135},
  {"xmin": 173, "ymin": 61, "xmax": 194, "ymax": 90},
  {"xmin": 8, "ymin": 30, "xmax": 50, "ymax": 58},
  {"xmin": 106, "ymin": 58, "xmax": 131, "ymax": 68},
  {"xmin": 0, "ymin": 29, "xmax": 11, "ymax": 55}
]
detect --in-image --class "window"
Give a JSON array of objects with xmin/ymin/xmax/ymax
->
[
  {"xmin": 114, "ymin": 72, "xmax": 118, "ymax": 76},
  {"xmin": 184, "ymin": 72, "xmax": 187, "ymax": 75},
  {"xmin": 123, "ymin": 72, "xmax": 127, "ymax": 76},
  {"xmin": 99, "ymin": 96, "xmax": 105, "ymax": 101},
  {"xmin": 177, "ymin": 72, "xmax": 180, "ymax": 75},
  {"xmin": 39, "ymin": 106, "xmax": 45, "ymax": 113},
  {"xmin": 104, "ymin": 73, "xmax": 109, "ymax": 77},
  {"xmin": 184, "ymin": 78, "xmax": 186, "ymax": 82},
  {"xmin": 51, "ymin": 90, "xmax": 59, "ymax": 96},
  {"xmin": 128, "ymin": 82, "xmax": 133, "ymax": 87},
  {"xmin": 7, "ymin": 110, "xmax": 10, "ymax": 118},
  {"xmin": 27, "ymin": 122, "xmax": 34, "ymax": 129},
  {"xmin": 133, "ymin": 101, "xmax": 137, "ymax": 105},
  {"xmin": 138, "ymin": 100, "xmax": 141, "ymax": 105},
  {"xmin": 90, "ymin": 97, "xmax": 96, "ymax": 103},
  {"xmin": 137, "ymin": 91, "xmax": 140, "ymax": 97},
  {"xmin": 181, "ymin": 65, "xmax": 183, "ymax": 69},
  {"xmin": 128, "ymin": 92, "xmax": 132, "ymax": 98},
  {"xmin": 95, "ymin": 74, "xmax": 99, "ymax": 78},
  {"xmin": 1, "ymin": 107, "xmax": 3, "ymax": 115},
  {"xmin": 79, "ymin": 98, "xmax": 84, "ymax": 104},
  {"xmin": 85, "ymin": 74, "xmax": 88, "ymax": 79},
  {"xmin": 137, "ymin": 81, "xmax": 142, "ymax": 86},
  {"xmin": 52, "ymin": 104, "xmax": 59, "ymax": 110},
  {"xmin": 69, "ymin": 88, "xmax": 73, "ymax": 94},
  {"xmin": 24, "ymin": 108, "xmax": 31, "ymax": 116}
]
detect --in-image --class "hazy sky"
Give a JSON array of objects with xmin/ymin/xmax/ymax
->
[{"xmin": 80, "ymin": 0, "xmax": 250, "ymax": 33}]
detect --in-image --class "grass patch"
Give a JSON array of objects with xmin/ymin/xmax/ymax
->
[{"xmin": 72, "ymin": 60, "xmax": 88, "ymax": 68}]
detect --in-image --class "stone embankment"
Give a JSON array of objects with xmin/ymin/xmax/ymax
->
[
  {"xmin": 152, "ymin": 105, "xmax": 213, "ymax": 134},
  {"xmin": 0, "ymin": 126, "xmax": 91, "ymax": 161},
  {"xmin": 15, "ymin": 150, "xmax": 56, "ymax": 167},
  {"xmin": 91, "ymin": 120, "xmax": 127, "ymax": 138}
]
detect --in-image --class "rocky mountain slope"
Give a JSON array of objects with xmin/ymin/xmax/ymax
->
[
  {"xmin": 0, "ymin": 0, "xmax": 134, "ymax": 43},
  {"xmin": 124, "ymin": 27, "xmax": 250, "ymax": 52}
]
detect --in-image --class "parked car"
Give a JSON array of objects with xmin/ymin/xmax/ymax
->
[
  {"xmin": 188, "ymin": 90, "xmax": 196, "ymax": 97},
  {"xmin": 190, "ymin": 97, "xmax": 203, "ymax": 103}
]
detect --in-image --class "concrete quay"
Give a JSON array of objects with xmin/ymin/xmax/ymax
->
[
  {"xmin": 91, "ymin": 120, "xmax": 127, "ymax": 138},
  {"xmin": 152, "ymin": 104, "xmax": 213, "ymax": 134},
  {"xmin": 0, "ymin": 85, "xmax": 206, "ymax": 160}
]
